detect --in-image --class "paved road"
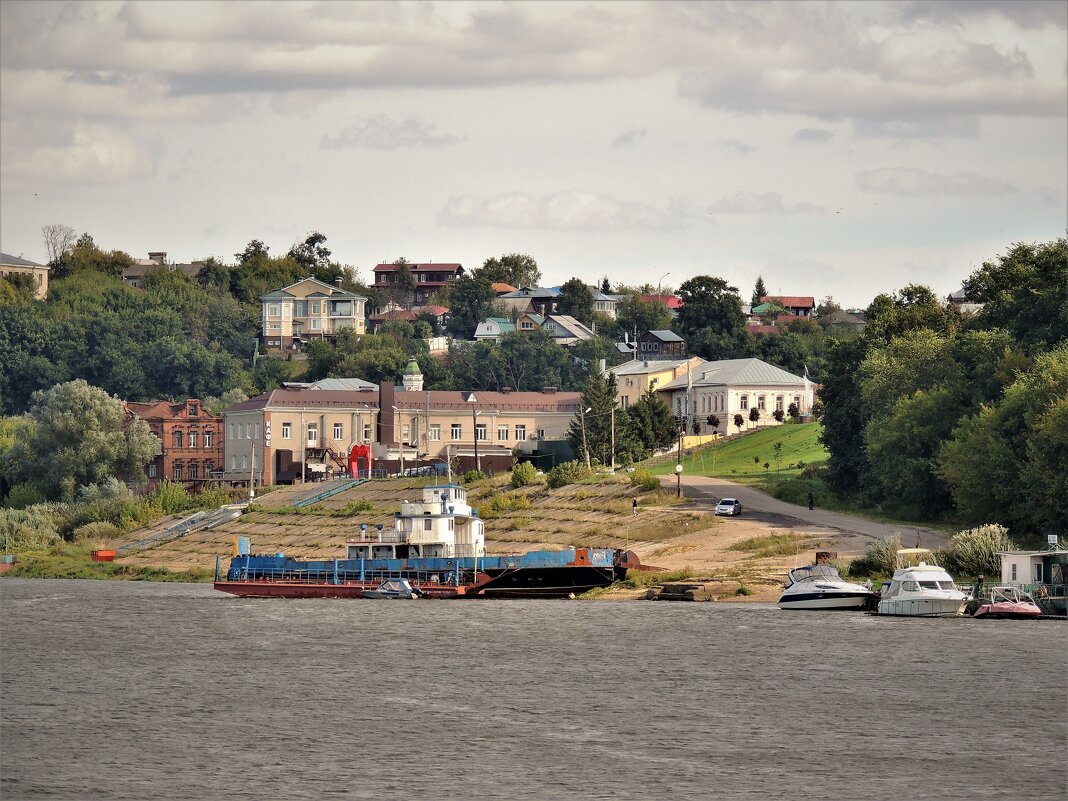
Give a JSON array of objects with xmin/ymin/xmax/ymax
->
[{"xmin": 662, "ymin": 474, "xmax": 949, "ymax": 548}]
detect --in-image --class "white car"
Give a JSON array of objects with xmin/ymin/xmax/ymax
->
[{"xmin": 715, "ymin": 498, "xmax": 742, "ymax": 516}]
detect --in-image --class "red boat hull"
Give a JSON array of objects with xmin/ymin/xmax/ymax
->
[{"xmin": 973, "ymin": 601, "xmax": 1042, "ymax": 619}]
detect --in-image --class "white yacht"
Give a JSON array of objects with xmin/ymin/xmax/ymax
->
[
  {"xmin": 876, "ymin": 549, "xmax": 969, "ymax": 617},
  {"xmin": 777, "ymin": 563, "xmax": 876, "ymax": 610}
]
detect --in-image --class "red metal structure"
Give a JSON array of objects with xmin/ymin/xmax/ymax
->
[{"xmin": 349, "ymin": 444, "xmax": 373, "ymax": 478}]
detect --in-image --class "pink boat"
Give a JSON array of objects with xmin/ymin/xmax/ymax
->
[{"xmin": 973, "ymin": 586, "xmax": 1042, "ymax": 619}]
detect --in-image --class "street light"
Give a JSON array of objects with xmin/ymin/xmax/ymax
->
[
  {"xmin": 657, "ymin": 271, "xmax": 670, "ymax": 296},
  {"xmin": 676, "ymin": 413, "xmax": 686, "ymax": 498}
]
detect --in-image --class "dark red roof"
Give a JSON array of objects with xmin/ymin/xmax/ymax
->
[
  {"xmin": 639, "ymin": 294, "xmax": 684, "ymax": 309},
  {"xmin": 761, "ymin": 295, "xmax": 815, "ymax": 308},
  {"xmin": 373, "ymin": 263, "xmax": 463, "ymax": 273}
]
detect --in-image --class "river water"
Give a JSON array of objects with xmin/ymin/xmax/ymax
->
[{"xmin": 1, "ymin": 579, "xmax": 1065, "ymax": 801}]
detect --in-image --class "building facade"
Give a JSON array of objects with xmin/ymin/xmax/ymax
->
[
  {"xmin": 126, "ymin": 399, "xmax": 224, "ymax": 488},
  {"xmin": 260, "ymin": 277, "xmax": 367, "ymax": 351},
  {"xmin": 372, "ymin": 262, "xmax": 463, "ymax": 307},
  {"xmin": 608, "ymin": 357, "xmax": 703, "ymax": 410},
  {"xmin": 636, "ymin": 330, "xmax": 687, "ymax": 358},
  {"xmin": 0, "ymin": 252, "xmax": 50, "ymax": 299}
]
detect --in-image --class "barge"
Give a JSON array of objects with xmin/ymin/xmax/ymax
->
[{"xmin": 214, "ymin": 483, "xmax": 640, "ymax": 599}]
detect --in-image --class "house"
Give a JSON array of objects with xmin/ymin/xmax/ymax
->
[
  {"xmin": 636, "ymin": 330, "xmax": 687, "ymax": 358},
  {"xmin": 639, "ymin": 294, "xmax": 684, "ymax": 314},
  {"xmin": 125, "ymin": 399, "xmax": 223, "ymax": 488},
  {"xmin": 516, "ymin": 312, "xmax": 545, "ymax": 333},
  {"xmin": 122, "ymin": 252, "xmax": 206, "ymax": 288},
  {"xmin": 260, "ymin": 277, "xmax": 367, "ymax": 351},
  {"xmin": 368, "ymin": 305, "xmax": 450, "ymax": 333},
  {"xmin": 760, "ymin": 295, "xmax": 816, "ymax": 317},
  {"xmin": 819, "ymin": 308, "xmax": 867, "ymax": 333},
  {"xmin": 499, "ymin": 286, "xmax": 560, "ymax": 316},
  {"xmin": 221, "ymin": 365, "xmax": 581, "ymax": 483},
  {"xmin": 372, "ymin": 262, "xmax": 463, "ymax": 306},
  {"xmin": 657, "ymin": 358, "xmax": 814, "ymax": 435},
  {"xmin": 996, "ymin": 547, "xmax": 1068, "ymax": 612},
  {"xmin": 591, "ymin": 289, "xmax": 625, "ymax": 319},
  {"xmin": 540, "ymin": 314, "xmax": 595, "ymax": 345},
  {"xmin": 491, "ymin": 282, "xmax": 518, "ymax": 295},
  {"xmin": 947, "ymin": 286, "xmax": 984, "ymax": 314},
  {"xmin": 608, "ymin": 357, "xmax": 704, "ymax": 410},
  {"xmin": 474, "ymin": 317, "xmax": 516, "ymax": 342},
  {"xmin": 0, "ymin": 252, "xmax": 50, "ymax": 299}
]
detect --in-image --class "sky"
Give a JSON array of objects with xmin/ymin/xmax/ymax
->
[{"xmin": 1, "ymin": 1, "xmax": 1065, "ymax": 308}]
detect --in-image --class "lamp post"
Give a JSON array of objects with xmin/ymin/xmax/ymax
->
[
  {"xmin": 676, "ymin": 413, "xmax": 686, "ymax": 498},
  {"xmin": 657, "ymin": 271, "xmax": 670, "ymax": 296},
  {"xmin": 580, "ymin": 406, "xmax": 591, "ymax": 469}
]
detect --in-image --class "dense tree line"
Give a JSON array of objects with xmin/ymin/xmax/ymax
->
[{"xmin": 818, "ymin": 238, "xmax": 1067, "ymax": 537}]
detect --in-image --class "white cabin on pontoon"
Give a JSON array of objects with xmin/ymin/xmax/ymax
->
[{"xmin": 345, "ymin": 484, "xmax": 486, "ymax": 561}]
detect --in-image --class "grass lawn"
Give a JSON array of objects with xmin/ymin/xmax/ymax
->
[{"xmin": 644, "ymin": 422, "xmax": 828, "ymax": 482}]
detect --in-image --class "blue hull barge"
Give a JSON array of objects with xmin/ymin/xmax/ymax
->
[{"xmin": 214, "ymin": 483, "xmax": 641, "ymax": 599}]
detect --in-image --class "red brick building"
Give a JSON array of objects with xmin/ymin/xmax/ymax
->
[{"xmin": 126, "ymin": 399, "xmax": 224, "ymax": 488}]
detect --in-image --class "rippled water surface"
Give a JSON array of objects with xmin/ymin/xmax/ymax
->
[{"xmin": 2, "ymin": 579, "xmax": 1065, "ymax": 801}]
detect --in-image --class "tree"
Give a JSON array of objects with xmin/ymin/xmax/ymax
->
[
  {"xmin": 748, "ymin": 407, "xmax": 760, "ymax": 427},
  {"xmin": 707, "ymin": 414, "xmax": 720, "ymax": 430},
  {"xmin": 50, "ymin": 234, "xmax": 135, "ymax": 281},
  {"xmin": 391, "ymin": 259, "xmax": 415, "ymax": 309},
  {"xmin": 673, "ymin": 276, "xmax": 748, "ymax": 360},
  {"xmin": 627, "ymin": 390, "xmax": 677, "ymax": 456},
  {"xmin": 752, "ymin": 275, "xmax": 768, "ymax": 307},
  {"xmin": 566, "ymin": 372, "xmax": 632, "ymax": 466},
  {"xmin": 733, "ymin": 413, "xmax": 745, "ymax": 432},
  {"xmin": 235, "ymin": 239, "xmax": 270, "ymax": 266},
  {"xmin": 819, "ymin": 336, "xmax": 870, "ymax": 494},
  {"xmin": 773, "ymin": 441, "xmax": 783, "ymax": 473},
  {"xmin": 479, "ymin": 253, "xmax": 540, "ymax": 289},
  {"xmin": 600, "ymin": 276, "xmax": 611, "ymax": 294},
  {"xmin": 616, "ymin": 294, "xmax": 672, "ymax": 339},
  {"xmin": 41, "ymin": 224, "xmax": 76, "ymax": 265},
  {"xmin": 556, "ymin": 278, "xmax": 595, "ymax": 325},
  {"xmin": 446, "ymin": 274, "xmax": 497, "ymax": 337},
  {"xmin": 287, "ymin": 231, "xmax": 332, "ymax": 271},
  {"xmin": 0, "ymin": 380, "xmax": 161, "ymax": 501}
]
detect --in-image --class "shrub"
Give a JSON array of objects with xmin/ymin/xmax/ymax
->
[
  {"xmin": 629, "ymin": 468, "xmax": 660, "ymax": 491},
  {"xmin": 511, "ymin": 462, "xmax": 538, "ymax": 488},
  {"xmin": 847, "ymin": 534, "xmax": 900, "ymax": 578},
  {"xmin": 480, "ymin": 493, "xmax": 531, "ymax": 519},
  {"xmin": 947, "ymin": 524, "xmax": 1015, "ymax": 578},
  {"xmin": 0, "ymin": 508, "xmax": 61, "ymax": 551},
  {"xmin": 547, "ymin": 460, "xmax": 592, "ymax": 489},
  {"xmin": 4, "ymin": 482, "xmax": 45, "ymax": 510},
  {"xmin": 152, "ymin": 480, "xmax": 192, "ymax": 515},
  {"xmin": 73, "ymin": 521, "xmax": 121, "ymax": 542},
  {"xmin": 76, "ymin": 478, "xmax": 131, "ymax": 503},
  {"xmin": 463, "ymin": 470, "xmax": 486, "ymax": 484},
  {"xmin": 339, "ymin": 499, "xmax": 375, "ymax": 515}
]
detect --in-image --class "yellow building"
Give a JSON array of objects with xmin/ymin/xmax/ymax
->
[
  {"xmin": 260, "ymin": 277, "xmax": 367, "ymax": 351},
  {"xmin": 0, "ymin": 252, "xmax": 50, "ymax": 299},
  {"xmin": 608, "ymin": 357, "xmax": 703, "ymax": 410}
]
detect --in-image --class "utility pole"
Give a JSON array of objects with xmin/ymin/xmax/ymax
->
[
  {"xmin": 676, "ymin": 414, "xmax": 685, "ymax": 498},
  {"xmin": 610, "ymin": 403, "xmax": 615, "ymax": 474},
  {"xmin": 581, "ymin": 406, "xmax": 591, "ymax": 469},
  {"xmin": 473, "ymin": 409, "xmax": 481, "ymax": 472}
]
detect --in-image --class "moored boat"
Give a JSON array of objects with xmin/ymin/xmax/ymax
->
[
  {"xmin": 777, "ymin": 563, "xmax": 876, "ymax": 610},
  {"xmin": 214, "ymin": 483, "xmax": 638, "ymax": 599},
  {"xmin": 363, "ymin": 578, "xmax": 425, "ymax": 600},
  {"xmin": 973, "ymin": 586, "xmax": 1042, "ymax": 620},
  {"xmin": 876, "ymin": 549, "xmax": 969, "ymax": 617}
]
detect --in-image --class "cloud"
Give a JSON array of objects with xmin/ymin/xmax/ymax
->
[
  {"xmin": 706, "ymin": 192, "xmax": 826, "ymax": 215},
  {"xmin": 855, "ymin": 167, "xmax": 1017, "ymax": 196},
  {"xmin": 613, "ymin": 129, "xmax": 647, "ymax": 148},
  {"xmin": 719, "ymin": 139, "xmax": 755, "ymax": 155},
  {"xmin": 321, "ymin": 115, "xmax": 463, "ymax": 150},
  {"xmin": 0, "ymin": 121, "xmax": 154, "ymax": 184},
  {"xmin": 792, "ymin": 128, "xmax": 834, "ymax": 144},
  {"xmin": 439, "ymin": 190, "xmax": 688, "ymax": 231}
]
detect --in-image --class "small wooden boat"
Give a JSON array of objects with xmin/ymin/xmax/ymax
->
[
  {"xmin": 363, "ymin": 578, "xmax": 425, "ymax": 600},
  {"xmin": 973, "ymin": 586, "xmax": 1041, "ymax": 619}
]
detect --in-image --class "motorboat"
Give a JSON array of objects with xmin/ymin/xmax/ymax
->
[
  {"xmin": 363, "ymin": 578, "xmax": 425, "ymax": 600},
  {"xmin": 973, "ymin": 586, "xmax": 1042, "ymax": 619},
  {"xmin": 777, "ymin": 563, "xmax": 876, "ymax": 610},
  {"xmin": 877, "ymin": 549, "xmax": 969, "ymax": 617}
]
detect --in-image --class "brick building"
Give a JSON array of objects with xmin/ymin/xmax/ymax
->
[{"xmin": 126, "ymin": 399, "xmax": 224, "ymax": 488}]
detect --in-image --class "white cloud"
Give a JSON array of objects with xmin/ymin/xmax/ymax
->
[
  {"xmin": 439, "ymin": 190, "xmax": 688, "ymax": 231},
  {"xmin": 322, "ymin": 115, "xmax": 463, "ymax": 150},
  {"xmin": 707, "ymin": 192, "xmax": 826, "ymax": 215},
  {"xmin": 614, "ymin": 129, "xmax": 647, "ymax": 148},
  {"xmin": 719, "ymin": 139, "xmax": 755, "ymax": 155},
  {"xmin": 856, "ymin": 167, "xmax": 1017, "ymax": 196},
  {"xmin": 792, "ymin": 128, "xmax": 834, "ymax": 144},
  {"xmin": 1, "ymin": 121, "xmax": 154, "ymax": 185}
]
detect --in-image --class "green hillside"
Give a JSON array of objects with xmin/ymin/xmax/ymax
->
[{"xmin": 645, "ymin": 423, "xmax": 828, "ymax": 481}]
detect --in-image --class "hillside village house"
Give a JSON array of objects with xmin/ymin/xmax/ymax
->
[
  {"xmin": 608, "ymin": 357, "xmax": 703, "ymax": 410},
  {"xmin": 658, "ymin": 358, "xmax": 814, "ymax": 436},
  {"xmin": 372, "ymin": 262, "xmax": 463, "ymax": 307},
  {"xmin": 260, "ymin": 277, "xmax": 367, "ymax": 351},
  {"xmin": 760, "ymin": 295, "xmax": 816, "ymax": 318},
  {"xmin": 125, "ymin": 399, "xmax": 223, "ymax": 488},
  {"xmin": 591, "ymin": 289, "xmax": 625, "ymax": 319},
  {"xmin": 0, "ymin": 252, "xmax": 50, "ymax": 299},
  {"xmin": 498, "ymin": 286, "xmax": 560, "ymax": 316},
  {"xmin": 636, "ymin": 330, "xmax": 687, "ymax": 358},
  {"xmin": 122, "ymin": 252, "xmax": 206, "ymax": 289},
  {"xmin": 221, "ymin": 361, "xmax": 581, "ymax": 484}
]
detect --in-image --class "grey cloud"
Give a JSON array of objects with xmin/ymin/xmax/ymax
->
[
  {"xmin": 706, "ymin": 192, "xmax": 827, "ymax": 215},
  {"xmin": 853, "ymin": 116, "xmax": 980, "ymax": 139},
  {"xmin": 439, "ymin": 190, "xmax": 688, "ymax": 232},
  {"xmin": 792, "ymin": 128, "xmax": 834, "ymax": 144},
  {"xmin": 855, "ymin": 167, "xmax": 1017, "ymax": 196},
  {"xmin": 897, "ymin": 1, "xmax": 1068, "ymax": 30},
  {"xmin": 720, "ymin": 139, "xmax": 755, "ymax": 155},
  {"xmin": 321, "ymin": 116, "xmax": 463, "ymax": 150},
  {"xmin": 614, "ymin": 129, "xmax": 647, "ymax": 148}
]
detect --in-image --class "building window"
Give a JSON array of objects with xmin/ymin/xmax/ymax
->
[
  {"xmin": 537, "ymin": 428, "xmax": 545, "ymax": 440},
  {"xmin": 173, "ymin": 431, "xmax": 183, "ymax": 448},
  {"xmin": 758, "ymin": 396, "xmax": 766, "ymax": 411},
  {"xmin": 148, "ymin": 464, "xmax": 157, "ymax": 478},
  {"xmin": 776, "ymin": 396, "xmax": 784, "ymax": 412},
  {"xmin": 228, "ymin": 423, "xmax": 234, "ymax": 440},
  {"xmin": 189, "ymin": 431, "xmax": 198, "ymax": 448},
  {"xmin": 333, "ymin": 423, "xmax": 343, "ymax": 440},
  {"xmin": 244, "ymin": 423, "xmax": 250, "ymax": 439},
  {"xmin": 402, "ymin": 424, "xmax": 410, "ymax": 442},
  {"xmin": 1011, "ymin": 563, "xmax": 1017, "ymax": 581},
  {"xmin": 363, "ymin": 423, "xmax": 372, "ymax": 442},
  {"xmin": 498, "ymin": 425, "xmax": 509, "ymax": 441},
  {"xmin": 188, "ymin": 403, "xmax": 198, "ymax": 416},
  {"xmin": 204, "ymin": 431, "xmax": 213, "ymax": 448},
  {"xmin": 241, "ymin": 455, "xmax": 247, "ymax": 469},
  {"xmin": 451, "ymin": 424, "xmax": 462, "ymax": 440},
  {"xmin": 424, "ymin": 518, "xmax": 432, "ymax": 531},
  {"xmin": 476, "ymin": 424, "xmax": 487, "ymax": 441},
  {"xmin": 254, "ymin": 423, "xmax": 260, "ymax": 439},
  {"xmin": 190, "ymin": 463, "xmax": 199, "ymax": 480},
  {"xmin": 310, "ymin": 301, "xmax": 320, "ymax": 315},
  {"xmin": 307, "ymin": 424, "xmax": 318, "ymax": 445},
  {"xmin": 311, "ymin": 318, "xmax": 321, "ymax": 330},
  {"xmin": 282, "ymin": 422, "xmax": 292, "ymax": 439},
  {"xmin": 520, "ymin": 321, "xmax": 533, "ymax": 330},
  {"xmin": 1035, "ymin": 563, "xmax": 1043, "ymax": 583},
  {"xmin": 174, "ymin": 465, "xmax": 183, "ymax": 480},
  {"xmin": 740, "ymin": 395, "xmax": 749, "ymax": 411},
  {"xmin": 516, "ymin": 425, "xmax": 527, "ymax": 440},
  {"xmin": 430, "ymin": 424, "xmax": 441, "ymax": 441}
]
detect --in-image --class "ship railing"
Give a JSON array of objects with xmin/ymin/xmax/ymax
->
[{"xmin": 229, "ymin": 566, "xmax": 471, "ymax": 586}]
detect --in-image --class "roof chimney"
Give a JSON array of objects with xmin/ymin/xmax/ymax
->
[
  {"xmin": 335, "ymin": 277, "xmax": 343, "ymax": 288},
  {"xmin": 541, "ymin": 387, "xmax": 557, "ymax": 394}
]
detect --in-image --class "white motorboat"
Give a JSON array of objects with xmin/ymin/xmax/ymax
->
[
  {"xmin": 777, "ymin": 563, "xmax": 876, "ymax": 610},
  {"xmin": 876, "ymin": 549, "xmax": 969, "ymax": 617}
]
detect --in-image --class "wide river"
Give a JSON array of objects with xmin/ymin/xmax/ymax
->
[{"xmin": 1, "ymin": 579, "xmax": 1065, "ymax": 801}]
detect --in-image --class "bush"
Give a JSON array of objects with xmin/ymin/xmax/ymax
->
[
  {"xmin": 152, "ymin": 480, "xmax": 192, "ymax": 515},
  {"xmin": 0, "ymin": 508, "xmax": 61, "ymax": 551},
  {"xmin": 479, "ymin": 493, "xmax": 531, "ymax": 519},
  {"xmin": 511, "ymin": 462, "xmax": 539, "ymax": 488},
  {"xmin": 76, "ymin": 478, "xmax": 131, "ymax": 503},
  {"xmin": 73, "ymin": 521, "xmax": 121, "ymax": 542},
  {"xmin": 462, "ymin": 470, "xmax": 487, "ymax": 484},
  {"xmin": 629, "ymin": 468, "xmax": 660, "ymax": 491},
  {"xmin": 547, "ymin": 460, "xmax": 592, "ymax": 489},
  {"xmin": 4, "ymin": 482, "xmax": 46, "ymax": 509},
  {"xmin": 847, "ymin": 534, "xmax": 900, "ymax": 579},
  {"xmin": 339, "ymin": 499, "xmax": 375, "ymax": 515},
  {"xmin": 946, "ymin": 524, "xmax": 1015, "ymax": 578}
]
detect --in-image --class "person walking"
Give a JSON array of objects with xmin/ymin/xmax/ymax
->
[
  {"xmin": 632, "ymin": 497, "xmax": 639, "ymax": 517},
  {"xmin": 807, "ymin": 492, "xmax": 814, "ymax": 511}
]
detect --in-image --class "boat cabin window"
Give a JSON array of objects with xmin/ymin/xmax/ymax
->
[
  {"xmin": 902, "ymin": 580, "xmax": 920, "ymax": 592},
  {"xmin": 937, "ymin": 581, "xmax": 956, "ymax": 590},
  {"xmin": 918, "ymin": 580, "xmax": 940, "ymax": 589}
]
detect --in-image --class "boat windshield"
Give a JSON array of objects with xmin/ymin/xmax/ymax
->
[{"xmin": 788, "ymin": 564, "xmax": 841, "ymax": 585}]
